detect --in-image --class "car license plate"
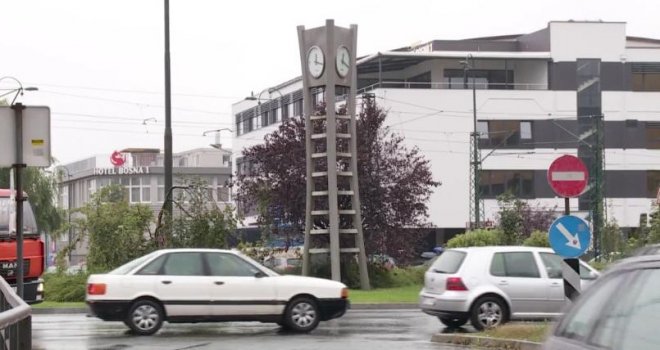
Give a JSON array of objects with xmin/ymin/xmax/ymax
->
[{"xmin": 422, "ymin": 297, "xmax": 435, "ymax": 306}]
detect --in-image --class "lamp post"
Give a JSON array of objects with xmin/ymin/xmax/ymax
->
[
  {"xmin": 163, "ymin": 0, "xmax": 173, "ymax": 220},
  {"xmin": 460, "ymin": 55, "xmax": 481, "ymax": 229},
  {"xmin": 202, "ymin": 128, "xmax": 233, "ymax": 150},
  {"xmin": 245, "ymin": 88, "xmax": 285, "ymax": 124},
  {"xmin": 0, "ymin": 76, "xmax": 38, "ymax": 105},
  {"xmin": 57, "ymin": 166, "xmax": 74, "ymax": 263}
]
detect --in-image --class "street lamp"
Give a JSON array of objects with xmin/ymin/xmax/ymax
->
[
  {"xmin": 202, "ymin": 128, "xmax": 233, "ymax": 150},
  {"xmin": 0, "ymin": 76, "xmax": 38, "ymax": 105},
  {"xmin": 56, "ymin": 166, "xmax": 74, "ymax": 263},
  {"xmin": 245, "ymin": 87, "xmax": 285, "ymax": 124}
]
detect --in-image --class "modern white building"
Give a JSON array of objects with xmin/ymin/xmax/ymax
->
[
  {"xmin": 232, "ymin": 21, "xmax": 660, "ymax": 244},
  {"xmin": 55, "ymin": 147, "xmax": 232, "ymax": 266}
]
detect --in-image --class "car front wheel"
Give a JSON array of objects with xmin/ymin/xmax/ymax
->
[
  {"xmin": 126, "ymin": 299, "xmax": 164, "ymax": 336},
  {"xmin": 438, "ymin": 316, "xmax": 468, "ymax": 328},
  {"xmin": 284, "ymin": 297, "xmax": 320, "ymax": 332},
  {"xmin": 470, "ymin": 296, "xmax": 506, "ymax": 330}
]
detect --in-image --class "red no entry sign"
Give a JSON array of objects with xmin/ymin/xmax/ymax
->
[{"xmin": 547, "ymin": 155, "xmax": 589, "ymax": 198}]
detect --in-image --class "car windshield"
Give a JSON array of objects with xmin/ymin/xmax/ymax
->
[
  {"xmin": 430, "ymin": 250, "xmax": 466, "ymax": 273},
  {"xmin": 108, "ymin": 251, "xmax": 159, "ymax": 275}
]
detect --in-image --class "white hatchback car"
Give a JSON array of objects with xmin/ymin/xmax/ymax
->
[
  {"xmin": 419, "ymin": 246, "xmax": 599, "ymax": 330},
  {"xmin": 86, "ymin": 249, "xmax": 349, "ymax": 335}
]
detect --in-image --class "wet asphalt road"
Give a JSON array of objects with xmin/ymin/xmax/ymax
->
[{"xmin": 32, "ymin": 309, "xmax": 468, "ymax": 350}]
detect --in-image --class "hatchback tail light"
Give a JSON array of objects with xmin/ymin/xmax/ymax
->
[
  {"xmin": 87, "ymin": 283, "xmax": 107, "ymax": 295},
  {"xmin": 446, "ymin": 277, "xmax": 468, "ymax": 291}
]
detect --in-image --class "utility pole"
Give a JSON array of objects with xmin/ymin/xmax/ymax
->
[
  {"xmin": 163, "ymin": 0, "xmax": 173, "ymax": 217},
  {"xmin": 463, "ymin": 55, "xmax": 483, "ymax": 229},
  {"xmin": 576, "ymin": 58, "xmax": 604, "ymax": 262}
]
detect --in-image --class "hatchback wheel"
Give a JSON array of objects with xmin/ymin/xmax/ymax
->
[
  {"xmin": 126, "ymin": 299, "xmax": 164, "ymax": 335},
  {"xmin": 438, "ymin": 316, "xmax": 468, "ymax": 328},
  {"xmin": 284, "ymin": 297, "xmax": 320, "ymax": 332},
  {"xmin": 470, "ymin": 296, "xmax": 506, "ymax": 330}
]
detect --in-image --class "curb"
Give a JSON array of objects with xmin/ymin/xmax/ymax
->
[
  {"xmin": 431, "ymin": 333, "xmax": 542, "ymax": 350},
  {"xmin": 350, "ymin": 303, "xmax": 417, "ymax": 310},
  {"xmin": 31, "ymin": 303, "xmax": 418, "ymax": 314},
  {"xmin": 32, "ymin": 307, "xmax": 88, "ymax": 315}
]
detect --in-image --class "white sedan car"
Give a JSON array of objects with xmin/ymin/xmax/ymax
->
[{"xmin": 86, "ymin": 249, "xmax": 349, "ymax": 335}]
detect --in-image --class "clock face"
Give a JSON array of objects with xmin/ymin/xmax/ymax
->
[
  {"xmin": 307, "ymin": 46, "xmax": 325, "ymax": 79},
  {"xmin": 336, "ymin": 46, "xmax": 350, "ymax": 78}
]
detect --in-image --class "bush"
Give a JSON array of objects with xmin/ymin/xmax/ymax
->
[
  {"xmin": 43, "ymin": 272, "xmax": 88, "ymax": 302},
  {"xmin": 342, "ymin": 261, "xmax": 425, "ymax": 289},
  {"xmin": 523, "ymin": 230, "xmax": 550, "ymax": 247},
  {"xmin": 446, "ymin": 229, "xmax": 504, "ymax": 248}
]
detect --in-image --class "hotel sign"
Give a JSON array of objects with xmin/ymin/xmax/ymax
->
[{"xmin": 93, "ymin": 167, "xmax": 150, "ymax": 176}]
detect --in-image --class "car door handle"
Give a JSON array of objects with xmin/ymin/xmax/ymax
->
[
  {"xmin": 161, "ymin": 280, "xmax": 172, "ymax": 285},
  {"xmin": 214, "ymin": 281, "xmax": 225, "ymax": 285},
  {"xmin": 551, "ymin": 282, "xmax": 561, "ymax": 286},
  {"xmin": 498, "ymin": 281, "xmax": 508, "ymax": 286}
]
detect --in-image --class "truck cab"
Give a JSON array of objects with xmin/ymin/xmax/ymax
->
[{"xmin": 0, "ymin": 189, "xmax": 45, "ymax": 303}]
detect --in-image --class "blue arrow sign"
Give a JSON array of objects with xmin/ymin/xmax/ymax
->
[{"xmin": 548, "ymin": 215, "xmax": 592, "ymax": 258}]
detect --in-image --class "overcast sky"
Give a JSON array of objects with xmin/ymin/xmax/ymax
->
[{"xmin": 2, "ymin": 0, "xmax": 660, "ymax": 165}]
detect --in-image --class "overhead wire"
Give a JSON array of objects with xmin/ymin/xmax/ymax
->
[{"xmin": 24, "ymin": 81, "xmax": 242, "ymax": 100}]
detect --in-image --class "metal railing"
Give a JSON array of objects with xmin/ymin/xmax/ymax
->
[
  {"xmin": 358, "ymin": 81, "xmax": 548, "ymax": 93},
  {"xmin": 0, "ymin": 278, "xmax": 31, "ymax": 350}
]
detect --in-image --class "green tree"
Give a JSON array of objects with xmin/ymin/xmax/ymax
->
[
  {"xmin": 496, "ymin": 193, "xmax": 556, "ymax": 245},
  {"xmin": 647, "ymin": 206, "xmax": 660, "ymax": 244},
  {"xmin": 64, "ymin": 184, "xmax": 153, "ymax": 272},
  {"xmin": 446, "ymin": 229, "xmax": 503, "ymax": 248},
  {"xmin": 235, "ymin": 97, "xmax": 439, "ymax": 262},
  {"xmin": 522, "ymin": 230, "xmax": 550, "ymax": 247},
  {"xmin": 0, "ymin": 167, "xmax": 63, "ymax": 234},
  {"xmin": 159, "ymin": 178, "xmax": 239, "ymax": 249}
]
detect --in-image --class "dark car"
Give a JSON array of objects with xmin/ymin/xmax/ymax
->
[{"xmin": 543, "ymin": 255, "xmax": 660, "ymax": 350}]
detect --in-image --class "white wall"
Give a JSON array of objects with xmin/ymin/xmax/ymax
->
[
  {"xmin": 377, "ymin": 88, "xmax": 660, "ymax": 229},
  {"xmin": 549, "ymin": 22, "xmax": 626, "ymax": 62}
]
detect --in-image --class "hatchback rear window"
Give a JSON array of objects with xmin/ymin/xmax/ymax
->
[{"xmin": 430, "ymin": 250, "xmax": 466, "ymax": 273}]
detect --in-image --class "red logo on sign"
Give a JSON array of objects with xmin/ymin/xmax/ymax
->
[
  {"xmin": 547, "ymin": 155, "xmax": 589, "ymax": 198},
  {"xmin": 110, "ymin": 151, "xmax": 126, "ymax": 167}
]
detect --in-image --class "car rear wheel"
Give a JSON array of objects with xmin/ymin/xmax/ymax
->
[
  {"xmin": 470, "ymin": 296, "xmax": 506, "ymax": 330},
  {"xmin": 284, "ymin": 297, "xmax": 320, "ymax": 332},
  {"xmin": 438, "ymin": 316, "xmax": 468, "ymax": 328},
  {"xmin": 126, "ymin": 299, "xmax": 164, "ymax": 336}
]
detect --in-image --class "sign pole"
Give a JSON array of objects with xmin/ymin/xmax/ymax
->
[
  {"xmin": 562, "ymin": 196, "xmax": 580, "ymax": 302},
  {"xmin": 11, "ymin": 103, "xmax": 25, "ymax": 299},
  {"xmin": 547, "ymin": 155, "xmax": 590, "ymax": 303}
]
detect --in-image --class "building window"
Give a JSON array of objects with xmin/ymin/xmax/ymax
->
[
  {"xmin": 647, "ymin": 122, "xmax": 660, "ymax": 149},
  {"xmin": 407, "ymin": 71, "xmax": 431, "ymax": 89},
  {"xmin": 127, "ymin": 176, "xmax": 151, "ymax": 203},
  {"xmin": 480, "ymin": 170, "xmax": 534, "ymax": 198},
  {"xmin": 648, "ymin": 171, "xmax": 660, "ymax": 198},
  {"xmin": 444, "ymin": 69, "xmax": 514, "ymax": 90},
  {"xmin": 293, "ymin": 99, "xmax": 303, "ymax": 117},
  {"xmin": 157, "ymin": 176, "xmax": 164, "ymax": 202},
  {"xmin": 282, "ymin": 103, "xmax": 290, "ymax": 121},
  {"xmin": 632, "ymin": 63, "xmax": 660, "ymax": 91},
  {"xmin": 478, "ymin": 120, "xmax": 533, "ymax": 147},
  {"xmin": 217, "ymin": 187, "xmax": 230, "ymax": 202},
  {"xmin": 271, "ymin": 108, "xmax": 279, "ymax": 124},
  {"xmin": 477, "ymin": 121, "xmax": 489, "ymax": 139},
  {"xmin": 261, "ymin": 111, "xmax": 269, "ymax": 127}
]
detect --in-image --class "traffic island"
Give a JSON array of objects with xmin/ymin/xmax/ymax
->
[{"xmin": 431, "ymin": 323, "xmax": 548, "ymax": 350}]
